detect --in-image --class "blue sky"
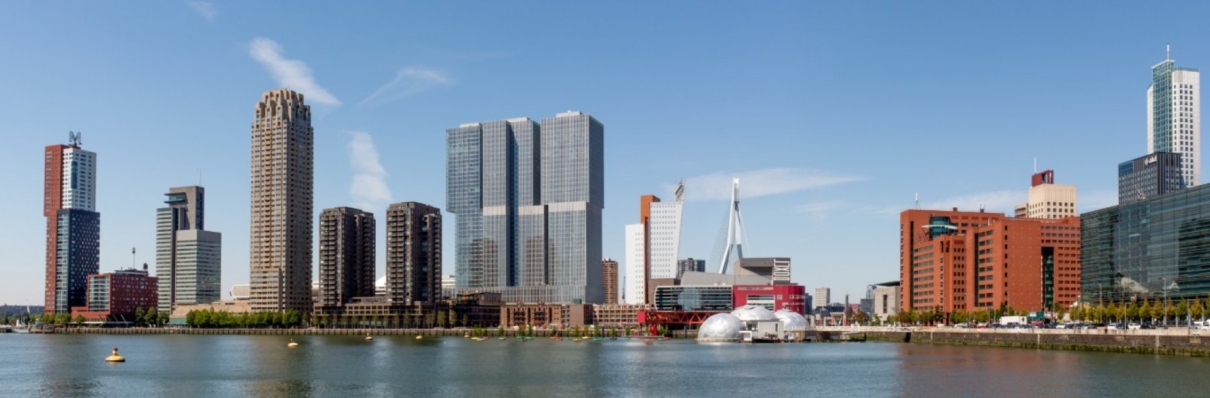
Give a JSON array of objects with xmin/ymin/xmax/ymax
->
[{"xmin": 0, "ymin": 2, "xmax": 1205, "ymax": 305}]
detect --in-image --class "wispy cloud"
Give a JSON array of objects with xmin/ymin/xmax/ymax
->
[
  {"xmin": 248, "ymin": 38, "xmax": 341, "ymax": 106},
  {"xmin": 914, "ymin": 190, "xmax": 1021, "ymax": 214},
  {"xmin": 360, "ymin": 67, "xmax": 454, "ymax": 106},
  {"xmin": 798, "ymin": 201, "xmax": 845, "ymax": 219},
  {"xmin": 188, "ymin": 1, "xmax": 218, "ymax": 21},
  {"xmin": 347, "ymin": 132, "xmax": 391, "ymax": 210},
  {"xmin": 675, "ymin": 168, "xmax": 865, "ymax": 201}
]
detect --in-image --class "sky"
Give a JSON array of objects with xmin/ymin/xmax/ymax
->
[{"xmin": 1, "ymin": 2, "xmax": 1207, "ymax": 305}]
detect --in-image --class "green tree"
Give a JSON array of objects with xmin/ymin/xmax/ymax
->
[
  {"xmin": 73, "ymin": 315, "xmax": 85, "ymax": 327},
  {"xmin": 436, "ymin": 311, "xmax": 446, "ymax": 328},
  {"xmin": 1193, "ymin": 299, "xmax": 1205, "ymax": 321},
  {"xmin": 1126, "ymin": 301, "xmax": 1140, "ymax": 322},
  {"xmin": 461, "ymin": 315, "xmax": 469, "ymax": 328},
  {"xmin": 448, "ymin": 309, "xmax": 458, "ymax": 328},
  {"xmin": 1178, "ymin": 300, "xmax": 1190, "ymax": 325},
  {"xmin": 134, "ymin": 307, "xmax": 146, "ymax": 327}
]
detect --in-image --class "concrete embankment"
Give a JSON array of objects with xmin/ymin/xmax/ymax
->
[
  {"xmin": 851, "ymin": 328, "xmax": 1210, "ymax": 356},
  {"xmin": 51, "ymin": 327, "xmax": 697, "ymax": 339}
]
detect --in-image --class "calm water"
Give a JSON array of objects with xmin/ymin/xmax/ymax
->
[{"xmin": 1, "ymin": 334, "xmax": 1206, "ymax": 397}]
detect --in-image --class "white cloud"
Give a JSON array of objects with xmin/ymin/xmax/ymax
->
[
  {"xmin": 360, "ymin": 67, "xmax": 454, "ymax": 106},
  {"xmin": 917, "ymin": 190, "xmax": 1022, "ymax": 214},
  {"xmin": 797, "ymin": 201, "xmax": 845, "ymax": 219},
  {"xmin": 188, "ymin": 1, "xmax": 218, "ymax": 21},
  {"xmin": 676, "ymin": 168, "xmax": 865, "ymax": 201},
  {"xmin": 248, "ymin": 38, "xmax": 341, "ymax": 106},
  {"xmin": 347, "ymin": 132, "xmax": 391, "ymax": 210}
]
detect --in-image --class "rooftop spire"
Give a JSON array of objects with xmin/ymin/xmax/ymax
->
[{"xmin": 1167, "ymin": 43, "xmax": 1171, "ymax": 61}]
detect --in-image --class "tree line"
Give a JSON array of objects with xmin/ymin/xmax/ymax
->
[{"xmin": 185, "ymin": 309, "xmax": 304, "ymax": 328}]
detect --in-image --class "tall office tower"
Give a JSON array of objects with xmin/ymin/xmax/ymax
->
[
  {"xmin": 813, "ymin": 287, "xmax": 831, "ymax": 310},
  {"xmin": 676, "ymin": 258, "xmax": 706, "ymax": 279},
  {"xmin": 1023, "ymin": 170, "xmax": 1078, "ymax": 219},
  {"xmin": 623, "ymin": 224, "xmax": 645, "ymax": 304},
  {"xmin": 1119, "ymin": 152, "xmax": 1185, "ymax": 205},
  {"xmin": 1147, "ymin": 46, "xmax": 1200, "ymax": 187},
  {"xmin": 44, "ymin": 133, "xmax": 99, "ymax": 314},
  {"xmin": 317, "ymin": 207, "xmax": 375, "ymax": 309},
  {"xmin": 156, "ymin": 186, "xmax": 222, "ymax": 313},
  {"xmin": 447, "ymin": 111, "xmax": 604, "ymax": 303},
  {"xmin": 649, "ymin": 183, "xmax": 684, "ymax": 280},
  {"xmin": 386, "ymin": 202, "xmax": 442, "ymax": 306},
  {"xmin": 249, "ymin": 89, "xmax": 314, "ymax": 313},
  {"xmin": 601, "ymin": 259, "xmax": 619, "ymax": 304}
]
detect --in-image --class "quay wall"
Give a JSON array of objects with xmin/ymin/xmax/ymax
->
[
  {"xmin": 853, "ymin": 329, "xmax": 1210, "ymax": 356},
  {"xmin": 48, "ymin": 327, "xmax": 698, "ymax": 339}
]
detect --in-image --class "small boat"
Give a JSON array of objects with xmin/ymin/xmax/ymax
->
[
  {"xmin": 365, "ymin": 335, "xmax": 373, "ymax": 341},
  {"xmin": 415, "ymin": 335, "xmax": 423, "ymax": 340},
  {"xmin": 287, "ymin": 339, "xmax": 299, "ymax": 348},
  {"xmin": 497, "ymin": 337, "xmax": 506, "ymax": 341}
]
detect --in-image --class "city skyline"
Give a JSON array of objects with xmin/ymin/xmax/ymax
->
[{"xmin": 4, "ymin": 3, "xmax": 1210, "ymax": 304}]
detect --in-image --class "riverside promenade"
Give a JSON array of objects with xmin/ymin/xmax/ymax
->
[{"xmin": 815, "ymin": 325, "xmax": 1210, "ymax": 356}]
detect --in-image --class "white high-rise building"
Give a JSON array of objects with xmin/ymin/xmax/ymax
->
[
  {"xmin": 624, "ymin": 223, "xmax": 645, "ymax": 305},
  {"xmin": 59, "ymin": 145, "xmax": 97, "ymax": 211},
  {"xmin": 1147, "ymin": 46, "xmax": 1200, "ymax": 187},
  {"xmin": 647, "ymin": 200, "xmax": 683, "ymax": 279},
  {"xmin": 813, "ymin": 287, "xmax": 831, "ymax": 310}
]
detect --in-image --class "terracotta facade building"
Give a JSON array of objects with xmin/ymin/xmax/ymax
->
[{"xmin": 900, "ymin": 208, "xmax": 1081, "ymax": 318}]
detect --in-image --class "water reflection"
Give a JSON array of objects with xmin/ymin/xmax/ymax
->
[{"xmin": 4, "ymin": 335, "xmax": 1210, "ymax": 397}]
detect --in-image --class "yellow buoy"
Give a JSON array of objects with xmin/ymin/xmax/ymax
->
[
  {"xmin": 105, "ymin": 347, "xmax": 125, "ymax": 363},
  {"xmin": 415, "ymin": 335, "xmax": 423, "ymax": 340},
  {"xmin": 287, "ymin": 339, "xmax": 299, "ymax": 348}
]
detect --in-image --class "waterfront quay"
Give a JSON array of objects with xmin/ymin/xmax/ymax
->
[
  {"xmin": 820, "ymin": 326, "xmax": 1210, "ymax": 356},
  {"xmin": 47, "ymin": 327, "xmax": 701, "ymax": 339}
]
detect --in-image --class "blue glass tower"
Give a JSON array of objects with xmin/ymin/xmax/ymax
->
[{"xmin": 447, "ymin": 112, "xmax": 604, "ymax": 304}]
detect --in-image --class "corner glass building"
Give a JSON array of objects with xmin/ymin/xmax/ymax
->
[
  {"xmin": 447, "ymin": 112, "xmax": 604, "ymax": 304},
  {"xmin": 1082, "ymin": 183, "xmax": 1210, "ymax": 304}
]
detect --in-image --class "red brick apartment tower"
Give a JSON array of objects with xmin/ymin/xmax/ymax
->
[{"xmin": 43, "ymin": 144, "xmax": 64, "ymax": 311}]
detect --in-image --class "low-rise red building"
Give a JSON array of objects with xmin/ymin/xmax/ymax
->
[
  {"xmin": 71, "ymin": 268, "xmax": 158, "ymax": 323},
  {"xmin": 733, "ymin": 284, "xmax": 806, "ymax": 314}
]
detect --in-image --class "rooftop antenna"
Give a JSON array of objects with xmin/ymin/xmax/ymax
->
[
  {"xmin": 68, "ymin": 131, "xmax": 82, "ymax": 147},
  {"xmin": 1167, "ymin": 43, "xmax": 1171, "ymax": 61},
  {"xmin": 915, "ymin": 192, "xmax": 919, "ymax": 209},
  {"xmin": 675, "ymin": 179, "xmax": 685, "ymax": 202},
  {"xmin": 131, "ymin": 247, "xmax": 136, "ymax": 271}
]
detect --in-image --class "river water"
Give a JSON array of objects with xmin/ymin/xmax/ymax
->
[{"xmin": 1, "ymin": 334, "xmax": 1205, "ymax": 397}]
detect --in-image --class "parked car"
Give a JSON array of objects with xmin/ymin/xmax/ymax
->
[
  {"xmin": 1127, "ymin": 322, "xmax": 1142, "ymax": 330},
  {"xmin": 1106, "ymin": 323, "xmax": 1123, "ymax": 330}
]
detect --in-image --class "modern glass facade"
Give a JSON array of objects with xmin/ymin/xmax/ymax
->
[
  {"xmin": 654, "ymin": 285, "xmax": 732, "ymax": 311},
  {"xmin": 1119, "ymin": 152, "xmax": 1184, "ymax": 205},
  {"xmin": 1082, "ymin": 183, "xmax": 1210, "ymax": 304},
  {"xmin": 1147, "ymin": 56, "xmax": 1200, "ymax": 187},
  {"xmin": 53, "ymin": 209, "xmax": 99, "ymax": 313},
  {"xmin": 447, "ymin": 112, "xmax": 604, "ymax": 304}
]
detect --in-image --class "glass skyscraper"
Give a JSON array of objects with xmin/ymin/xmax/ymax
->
[
  {"xmin": 447, "ymin": 111, "xmax": 604, "ymax": 304},
  {"xmin": 1147, "ymin": 50, "xmax": 1200, "ymax": 187},
  {"xmin": 1082, "ymin": 183, "xmax": 1210, "ymax": 304}
]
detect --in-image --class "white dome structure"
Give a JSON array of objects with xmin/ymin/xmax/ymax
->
[
  {"xmin": 774, "ymin": 309, "xmax": 809, "ymax": 331},
  {"xmin": 730, "ymin": 305, "xmax": 777, "ymax": 322},
  {"xmin": 697, "ymin": 313, "xmax": 745, "ymax": 342}
]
